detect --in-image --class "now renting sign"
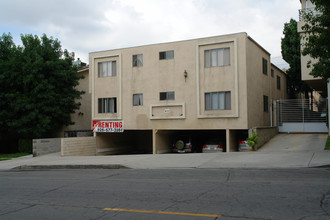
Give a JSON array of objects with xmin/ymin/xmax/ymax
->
[{"xmin": 92, "ymin": 121, "xmax": 124, "ymax": 133}]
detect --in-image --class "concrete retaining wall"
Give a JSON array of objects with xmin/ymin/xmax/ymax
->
[
  {"xmin": 33, "ymin": 137, "xmax": 96, "ymax": 157},
  {"xmin": 33, "ymin": 138, "xmax": 61, "ymax": 157},
  {"xmin": 250, "ymin": 126, "xmax": 278, "ymax": 150},
  {"xmin": 61, "ymin": 137, "xmax": 96, "ymax": 156}
]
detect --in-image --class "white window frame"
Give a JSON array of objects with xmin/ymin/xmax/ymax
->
[
  {"xmin": 204, "ymin": 47, "xmax": 230, "ymax": 67},
  {"xmin": 98, "ymin": 61, "xmax": 116, "ymax": 77},
  {"xmin": 263, "ymin": 95, "xmax": 269, "ymax": 112},
  {"xmin": 277, "ymin": 75, "xmax": 281, "ymax": 90},
  {"xmin": 262, "ymin": 58, "xmax": 268, "ymax": 75},
  {"xmin": 160, "ymin": 91, "xmax": 175, "ymax": 101},
  {"xmin": 159, "ymin": 50, "xmax": 174, "ymax": 60},
  {"xmin": 98, "ymin": 98, "xmax": 117, "ymax": 113},
  {"xmin": 133, "ymin": 93, "xmax": 143, "ymax": 106},
  {"xmin": 133, "ymin": 54, "xmax": 143, "ymax": 67},
  {"xmin": 205, "ymin": 91, "xmax": 231, "ymax": 110}
]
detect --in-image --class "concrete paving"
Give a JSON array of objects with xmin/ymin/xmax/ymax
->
[
  {"xmin": 259, "ymin": 133, "xmax": 327, "ymax": 152},
  {"xmin": 1, "ymin": 134, "xmax": 330, "ymax": 170}
]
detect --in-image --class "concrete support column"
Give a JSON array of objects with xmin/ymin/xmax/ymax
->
[
  {"xmin": 226, "ymin": 129, "xmax": 231, "ymax": 152},
  {"xmin": 94, "ymin": 132, "xmax": 99, "ymax": 154},
  {"xmin": 152, "ymin": 129, "xmax": 157, "ymax": 154},
  {"xmin": 273, "ymin": 100, "xmax": 277, "ymax": 127}
]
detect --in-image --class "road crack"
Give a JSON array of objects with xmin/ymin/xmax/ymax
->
[
  {"xmin": 320, "ymin": 190, "xmax": 330, "ymax": 216},
  {"xmin": 99, "ymin": 173, "xmax": 120, "ymax": 179},
  {"xmin": 41, "ymin": 185, "xmax": 66, "ymax": 195},
  {"xmin": 0, "ymin": 204, "xmax": 37, "ymax": 217},
  {"xmin": 226, "ymin": 170, "xmax": 231, "ymax": 182},
  {"xmin": 220, "ymin": 214, "xmax": 269, "ymax": 220}
]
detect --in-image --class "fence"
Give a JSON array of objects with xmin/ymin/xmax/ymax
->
[{"xmin": 277, "ymin": 99, "xmax": 327, "ymax": 133}]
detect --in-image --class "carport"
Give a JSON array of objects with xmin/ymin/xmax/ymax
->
[
  {"xmin": 95, "ymin": 129, "xmax": 249, "ymax": 155},
  {"xmin": 96, "ymin": 130, "xmax": 152, "ymax": 155},
  {"xmin": 154, "ymin": 130, "xmax": 230, "ymax": 154},
  {"xmin": 226, "ymin": 129, "xmax": 249, "ymax": 152}
]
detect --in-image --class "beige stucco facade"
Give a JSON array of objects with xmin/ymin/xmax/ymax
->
[
  {"xmin": 89, "ymin": 33, "xmax": 287, "ymax": 154},
  {"xmin": 60, "ymin": 66, "xmax": 92, "ymax": 137}
]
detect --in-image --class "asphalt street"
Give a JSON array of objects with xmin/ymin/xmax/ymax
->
[{"xmin": 1, "ymin": 168, "xmax": 330, "ymax": 220}]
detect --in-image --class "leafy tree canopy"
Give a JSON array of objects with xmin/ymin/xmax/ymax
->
[
  {"xmin": 281, "ymin": 18, "xmax": 310, "ymax": 98},
  {"xmin": 301, "ymin": 0, "xmax": 330, "ymax": 79},
  {"xmin": 0, "ymin": 33, "xmax": 83, "ymax": 138}
]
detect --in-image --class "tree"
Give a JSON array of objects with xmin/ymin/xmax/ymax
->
[
  {"xmin": 301, "ymin": 0, "xmax": 330, "ymax": 79},
  {"xmin": 281, "ymin": 18, "xmax": 310, "ymax": 98},
  {"xmin": 0, "ymin": 33, "xmax": 83, "ymax": 140}
]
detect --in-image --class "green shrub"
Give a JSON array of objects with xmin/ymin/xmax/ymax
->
[
  {"xmin": 18, "ymin": 139, "xmax": 32, "ymax": 154},
  {"xmin": 325, "ymin": 136, "xmax": 330, "ymax": 150},
  {"xmin": 246, "ymin": 132, "xmax": 258, "ymax": 147}
]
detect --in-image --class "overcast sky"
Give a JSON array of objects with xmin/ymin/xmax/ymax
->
[{"xmin": 0, "ymin": 0, "xmax": 301, "ymax": 69}]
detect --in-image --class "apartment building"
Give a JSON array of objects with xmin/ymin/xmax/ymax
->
[
  {"xmin": 298, "ymin": 0, "xmax": 326, "ymax": 95},
  {"xmin": 89, "ymin": 32, "xmax": 287, "ymax": 154}
]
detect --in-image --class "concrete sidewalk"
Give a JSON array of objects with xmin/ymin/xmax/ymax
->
[
  {"xmin": 1, "ymin": 150, "xmax": 330, "ymax": 170},
  {"xmin": 1, "ymin": 134, "xmax": 329, "ymax": 170}
]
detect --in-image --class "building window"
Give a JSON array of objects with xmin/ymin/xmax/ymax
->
[
  {"xmin": 133, "ymin": 93, "xmax": 143, "ymax": 106},
  {"xmin": 98, "ymin": 61, "xmax": 116, "ymax": 77},
  {"xmin": 160, "ymin": 91, "xmax": 175, "ymax": 100},
  {"xmin": 277, "ymin": 76, "xmax": 281, "ymax": 90},
  {"xmin": 133, "ymin": 54, "xmax": 143, "ymax": 67},
  {"xmin": 204, "ymin": 48, "xmax": 230, "ymax": 68},
  {"xmin": 271, "ymin": 69, "xmax": 274, "ymax": 77},
  {"xmin": 205, "ymin": 91, "xmax": 231, "ymax": 110},
  {"xmin": 98, "ymin": 98, "xmax": 117, "ymax": 113},
  {"xmin": 262, "ymin": 58, "xmax": 268, "ymax": 75},
  {"xmin": 159, "ymin": 50, "xmax": 174, "ymax": 60},
  {"xmin": 263, "ymin": 95, "xmax": 268, "ymax": 112}
]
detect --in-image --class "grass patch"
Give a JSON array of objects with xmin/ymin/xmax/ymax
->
[
  {"xmin": 0, "ymin": 158, "xmax": 10, "ymax": 161},
  {"xmin": 0, "ymin": 153, "xmax": 30, "ymax": 161},
  {"xmin": 325, "ymin": 136, "xmax": 330, "ymax": 150}
]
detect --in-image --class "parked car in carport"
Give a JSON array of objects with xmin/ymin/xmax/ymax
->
[
  {"xmin": 172, "ymin": 135, "xmax": 193, "ymax": 153},
  {"xmin": 202, "ymin": 138, "xmax": 225, "ymax": 153},
  {"xmin": 238, "ymin": 140, "xmax": 251, "ymax": 151},
  {"xmin": 202, "ymin": 144, "xmax": 224, "ymax": 153}
]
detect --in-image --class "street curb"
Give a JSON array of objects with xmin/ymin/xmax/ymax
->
[
  {"xmin": 12, "ymin": 164, "xmax": 130, "ymax": 170},
  {"xmin": 309, "ymin": 165, "xmax": 330, "ymax": 168}
]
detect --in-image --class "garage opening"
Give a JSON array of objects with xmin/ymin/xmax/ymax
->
[
  {"xmin": 228, "ymin": 129, "xmax": 248, "ymax": 152},
  {"xmin": 156, "ymin": 130, "xmax": 227, "ymax": 153},
  {"xmin": 96, "ymin": 130, "xmax": 152, "ymax": 155}
]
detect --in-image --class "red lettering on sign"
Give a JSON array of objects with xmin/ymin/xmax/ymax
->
[{"xmin": 92, "ymin": 120, "xmax": 124, "ymax": 132}]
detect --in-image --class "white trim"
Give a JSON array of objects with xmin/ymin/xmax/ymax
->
[
  {"xmin": 150, "ymin": 103, "xmax": 185, "ymax": 120},
  {"xmin": 196, "ymin": 39, "xmax": 239, "ymax": 118},
  {"xmin": 198, "ymin": 114, "xmax": 239, "ymax": 119},
  {"xmin": 91, "ymin": 54, "xmax": 122, "ymax": 121}
]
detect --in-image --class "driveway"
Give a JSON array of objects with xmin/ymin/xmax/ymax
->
[{"xmin": 259, "ymin": 133, "xmax": 327, "ymax": 152}]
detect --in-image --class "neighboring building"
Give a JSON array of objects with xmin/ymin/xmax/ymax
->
[
  {"xmin": 72, "ymin": 58, "xmax": 87, "ymax": 68},
  {"xmin": 61, "ymin": 64, "xmax": 92, "ymax": 137},
  {"xmin": 298, "ymin": 0, "xmax": 326, "ymax": 95},
  {"xmin": 89, "ymin": 32, "xmax": 287, "ymax": 154}
]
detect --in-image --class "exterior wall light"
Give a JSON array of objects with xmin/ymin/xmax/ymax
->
[{"xmin": 184, "ymin": 70, "xmax": 188, "ymax": 78}]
